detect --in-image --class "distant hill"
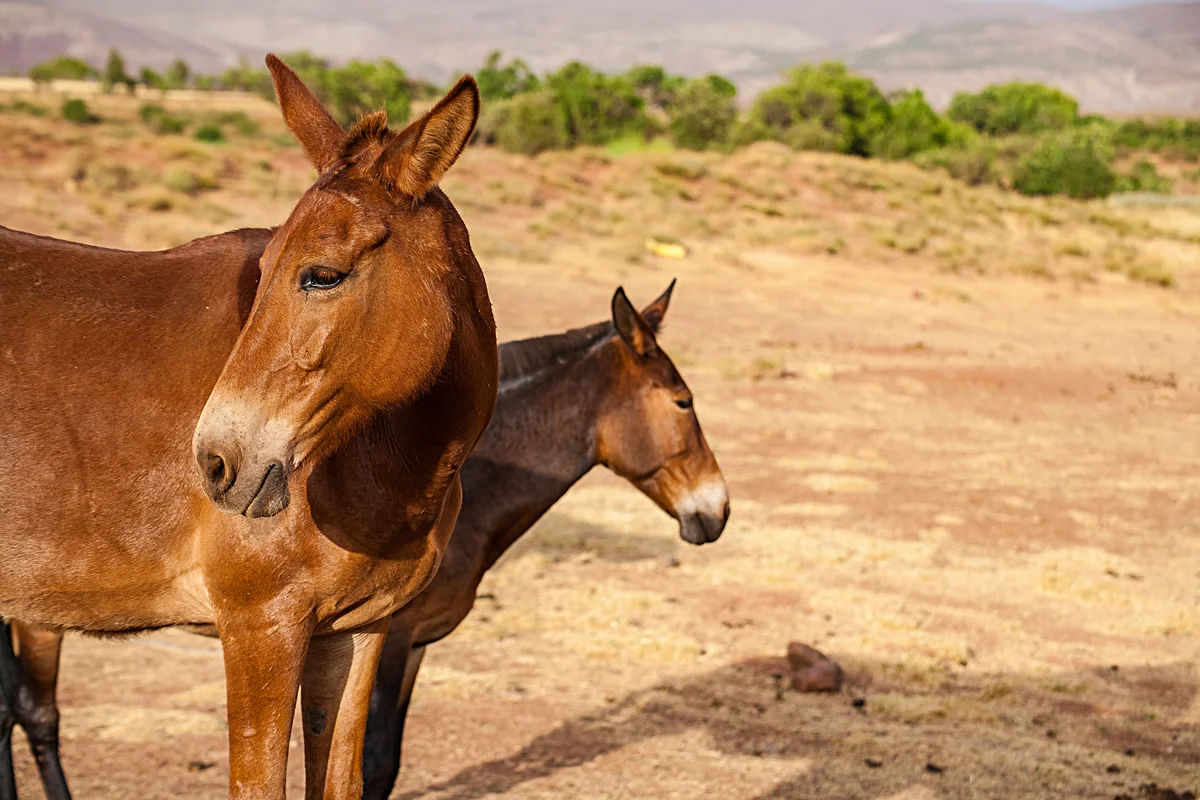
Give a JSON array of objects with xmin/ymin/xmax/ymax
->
[{"xmin": 3, "ymin": 0, "xmax": 1198, "ymax": 113}]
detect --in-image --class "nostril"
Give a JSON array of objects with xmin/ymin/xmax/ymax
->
[
  {"xmin": 203, "ymin": 451, "xmax": 235, "ymax": 495},
  {"xmin": 722, "ymin": 500, "xmax": 731, "ymax": 524}
]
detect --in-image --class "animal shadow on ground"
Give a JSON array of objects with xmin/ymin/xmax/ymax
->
[
  {"xmin": 397, "ymin": 656, "xmax": 1198, "ymax": 800},
  {"xmin": 508, "ymin": 509, "xmax": 682, "ymax": 564}
]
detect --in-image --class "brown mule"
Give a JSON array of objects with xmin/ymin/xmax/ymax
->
[
  {"xmin": 0, "ymin": 51, "xmax": 497, "ymax": 800},
  {"xmin": 361, "ymin": 283, "xmax": 730, "ymax": 798},
  {"xmin": 2, "ymin": 284, "xmax": 728, "ymax": 800}
]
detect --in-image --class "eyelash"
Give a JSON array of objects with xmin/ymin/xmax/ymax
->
[{"xmin": 300, "ymin": 267, "xmax": 346, "ymax": 291}]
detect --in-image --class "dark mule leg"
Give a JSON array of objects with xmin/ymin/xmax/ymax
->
[
  {"xmin": 10, "ymin": 626, "xmax": 69, "ymax": 800},
  {"xmin": 362, "ymin": 635, "xmax": 425, "ymax": 800},
  {"xmin": 0, "ymin": 622, "xmax": 21, "ymax": 800}
]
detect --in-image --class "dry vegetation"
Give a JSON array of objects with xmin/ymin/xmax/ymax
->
[{"xmin": 2, "ymin": 90, "xmax": 1198, "ymax": 800}]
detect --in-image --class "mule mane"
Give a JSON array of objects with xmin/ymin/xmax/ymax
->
[
  {"xmin": 340, "ymin": 109, "xmax": 391, "ymax": 163},
  {"xmin": 498, "ymin": 320, "xmax": 614, "ymax": 384}
]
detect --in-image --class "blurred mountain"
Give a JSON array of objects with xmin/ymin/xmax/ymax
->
[{"xmin": 3, "ymin": 0, "xmax": 1198, "ymax": 112}]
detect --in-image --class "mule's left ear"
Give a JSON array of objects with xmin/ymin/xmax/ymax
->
[
  {"xmin": 376, "ymin": 75, "xmax": 480, "ymax": 197},
  {"xmin": 266, "ymin": 53, "xmax": 346, "ymax": 173},
  {"xmin": 612, "ymin": 287, "xmax": 659, "ymax": 360},
  {"xmin": 639, "ymin": 278, "xmax": 676, "ymax": 334}
]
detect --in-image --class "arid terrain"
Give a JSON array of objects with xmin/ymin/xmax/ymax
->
[{"xmin": 1, "ymin": 89, "xmax": 1199, "ymax": 799}]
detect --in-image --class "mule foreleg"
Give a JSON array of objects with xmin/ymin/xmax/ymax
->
[
  {"xmin": 300, "ymin": 620, "xmax": 390, "ymax": 800},
  {"xmin": 10, "ymin": 625, "xmax": 69, "ymax": 800},
  {"xmin": 0, "ymin": 623, "xmax": 17, "ymax": 800},
  {"xmin": 361, "ymin": 631, "xmax": 425, "ymax": 800},
  {"xmin": 217, "ymin": 612, "xmax": 311, "ymax": 800}
]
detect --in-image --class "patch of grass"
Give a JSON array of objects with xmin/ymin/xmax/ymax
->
[
  {"xmin": 606, "ymin": 135, "xmax": 674, "ymax": 157},
  {"xmin": 1126, "ymin": 261, "xmax": 1174, "ymax": 288},
  {"xmin": 2, "ymin": 99, "xmax": 47, "ymax": 117},
  {"xmin": 61, "ymin": 98, "xmax": 96, "ymax": 125},
  {"xmin": 193, "ymin": 124, "xmax": 224, "ymax": 143},
  {"xmin": 212, "ymin": 110, "xmax": 259, "ymax": 136},
  {"xmin": 161, "ymin": 166, "xmax": 217, "ymax": 195},
  {"xmin": 654, "ymin": 158, "xmax": 707, "ymax": 181}
]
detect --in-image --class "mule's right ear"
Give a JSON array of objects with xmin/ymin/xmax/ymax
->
[
  {"xmin": 612, "ymin": 287, "xmax": 660, "ymax": 361},
  {"xmin": 639, "ymin": 278, "xmax": 676, "ymax": 334},
  {"xmin": 266, "ymin": 53, "xmax": 346, "ymax": 173},
  {"xmin": 375, "ymin": 75, "xmax": 480, "ymax": 198}
]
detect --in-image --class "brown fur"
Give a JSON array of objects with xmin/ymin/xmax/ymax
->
[
  {"xmin": 0, "ymin": 52, "xmax": 496, "ymax": 800},
  {"xmin": 3, "ymin": 286, "xmax": 729, "ymax": 800}
]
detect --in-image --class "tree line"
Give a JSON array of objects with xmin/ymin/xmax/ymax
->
[{"xmin": 26, "ymin": 49, "xmax": 1200, "ymax": 200}]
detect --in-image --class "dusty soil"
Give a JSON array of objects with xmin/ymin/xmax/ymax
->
[{"xmin": 2, "ymin": 91, "xmax": 1198, "ymax": 799}]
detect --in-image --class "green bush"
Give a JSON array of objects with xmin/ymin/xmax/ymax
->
[
  {"xmin": 485, "ymin": 90, "xmax": 569, "ymax": 155},
  {"xmin": 29, "ymin": 56, "xmax": 96, "ymax": 83},
  {"xmin": 139, "ymin": 67, "xmax": 166, "ymax": 91},
  {"xmin": 870, "ymin": 89, "xmax": 953, "ymax": 160},
  {"xmin": 102, "ymin": 49, "xmax": 135, "ymax": 94},
  {"xmin": 914, "ymin": 137, "xmax": 1002, "ymax": 186},
  {"xmin": 61, "ymin": 98, "xmax": 95, "ymax": 124},
  {"xmin": 948, "ymin": 82, "xmax": 1078, "ymax": 136},
  {"xmin": 194, "ymin": 123, "xmax": 224, "ymax": 143},
  {"xmin": 1012, "ymin": 127, "xmax": 1116, "ymax": 199},
  {"xmin": 166, "ymin": 58, "xmax": 190, "ymax": 89},
  {"xmin": 748, "ymin": 62, "xmax": 890, "ymax": 156},
  {"xmin": 139, "ymin": 103, "xmax": 187, "ymax": 134},
  {"xmin": 546, "ymin": 61, "xmax": 648, "ymax": 147},
  {"xmin": 1116, "ymin": 160, "xmax": 1173, "ymax": 194},
  {"xmin": 626, "ymin": 64, "xmax": 686, "ymax": 109},
  {"xmin": 669, "ymin": 76, "xmax": 737, "ymax": 150},
  {"xmin": 475, "ymin": 51, "xmax": 540, "ymax": 102},
  {"xmin": 214, "ymin": 110, "xmax": 259, "ymax": 136}
]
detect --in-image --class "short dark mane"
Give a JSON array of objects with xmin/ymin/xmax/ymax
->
[
  {"xmin": 498, "ymin": 320, "xmax": 614, "ymax": 384},
  {"xmin": 340, "ymin": 109, "xmax": 390, "ymax": 162}
]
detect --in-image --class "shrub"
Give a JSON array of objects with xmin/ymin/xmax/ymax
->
[
  {"xmin": 626, "ymin": 64, "xmax": 686, "ymax": 109},
  {"xmin": 475, "ymin": 51, "xmax": 540, "ymax": 102},
  {"xmin": 915, "ymin": 137, "xmax": 1002, "ymax": 186},
  {"xmin": 29, "ymin": 56, "xmax": 96, "ymax": 83},
  {"xmin": 948, "ymin": 82, "xmax": 1078, "ymax": 136},
  {"xmin": 1012, "ymin": 127, "xmax": 1116, "ymax": 199},
  {"xmin": 61, "ymin": 98, "xmax": 95, "ymax": 124},
  {"xmin": 214, "ymin": 110, "xmax": 259, "ymax": 136},
  {"xmin": 139, "ymin": 103, "xmax": 187, "ymax": 134},
  {"xmin": 1116, "ymin": 160, "xmax": 1173, "ymax": 194},
  {"xmin": 139, "ymin": 67, "xmax": 166, "ymax": 91},
  {"xmin": 669, "ymin": 76, "xmax": 737, "ymax": 150},
  {"xmin": 870, "ymin": 89, "xmax": 952, "ymax": 160},
  {"xmin": 102, "ymin": 49, "xmax": 135, "ymax": 94},
  {"xmin": 748, "ymin": 61, "xmax": 890, "ymax": 156},
  {"xmin": 485, "ymin": 90, "xmax": 569, "ymax": 155},
  {"xmin": 193, "ymin": 123, "xmax": 224, "ymax": 143},
  {"xmin": 546, "ymin": 61, "xmax": 648, "ymax": 146},
  {"xmin": 165, "ymin": 58, "xmax": 190, "ymax": 89}
]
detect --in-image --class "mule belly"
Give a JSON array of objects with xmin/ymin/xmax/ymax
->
[{"xmin": 0, "ymin": 569, "xmax": 214, "ymax": 633}]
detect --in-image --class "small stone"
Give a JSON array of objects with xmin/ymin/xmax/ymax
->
[
  {"xmin": 1106, "ymin": 764, "xmax": 1121, "ymax": 774},
  {"xmin": 925, "ymin": 762, "xmax": 945, "ymax": 774},
  {"xmin": 852, "ymin": 697, "xmax": 867, "ymax": 709},
  {"xmin": 186, "ymin": 760, "xmax": 216, "ymax": 772},
  {"xmin": 864, "ymin": 758, "xmax": 883, "ymax": 768},
  {"xmin": 1046, "ymin": 730, "xmax": 1057, "ymax": 739},
  {"xmin": 1124, "ymin": 748, "xmax": 1135, "ymax": 756},
  {"xmin": 657, "ymin": 554, "xmax": 681, "ymax": 569},
  {"xmin": 786, "ymin": 642, "xmax": 843, "ymax": 693}
]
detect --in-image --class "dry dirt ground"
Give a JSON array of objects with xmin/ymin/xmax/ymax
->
[{"xmin": 1, "ymin": 91, "xmax": 1198, "ymax": 800}]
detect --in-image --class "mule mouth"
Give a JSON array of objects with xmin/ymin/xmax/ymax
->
[
  {"xmin": 243, "ymin": 462, "xmax": 291, "ymax": 518},
  {"xmin": 680, "ymin": 512, "xmax": 725, "ymax": 545}
]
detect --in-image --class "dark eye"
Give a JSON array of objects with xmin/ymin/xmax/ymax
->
[
  {"xmin": 300, "ymin": 267, "xmax": 346, "ymax": 291},
  {"xmin": 676, "ymin": 398, "xmax": 693, "ymax": 410}
]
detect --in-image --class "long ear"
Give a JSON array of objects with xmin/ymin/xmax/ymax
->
[
  {"xmin": 639, "ymin": 278, "xmax": 676, "ymax": 334},
  {"xmin": 266, "ymin": 53, "xmax": 346, "ymax": 173},
  {"xmin": 376, "ymin": 75, "xmax": 480, "ymax": 197},
  {"xmin": 612, "ymin": 287, "xmax": 659, "ymax": 361}
]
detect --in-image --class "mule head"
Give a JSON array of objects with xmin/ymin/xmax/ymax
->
[
  {"xmin": 194, "ymin": 54, "xmax": 483, "ymax": 517},
  {"xmin": 596, "ymin": 283, "xmax": 730, "ymax": 545}
]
